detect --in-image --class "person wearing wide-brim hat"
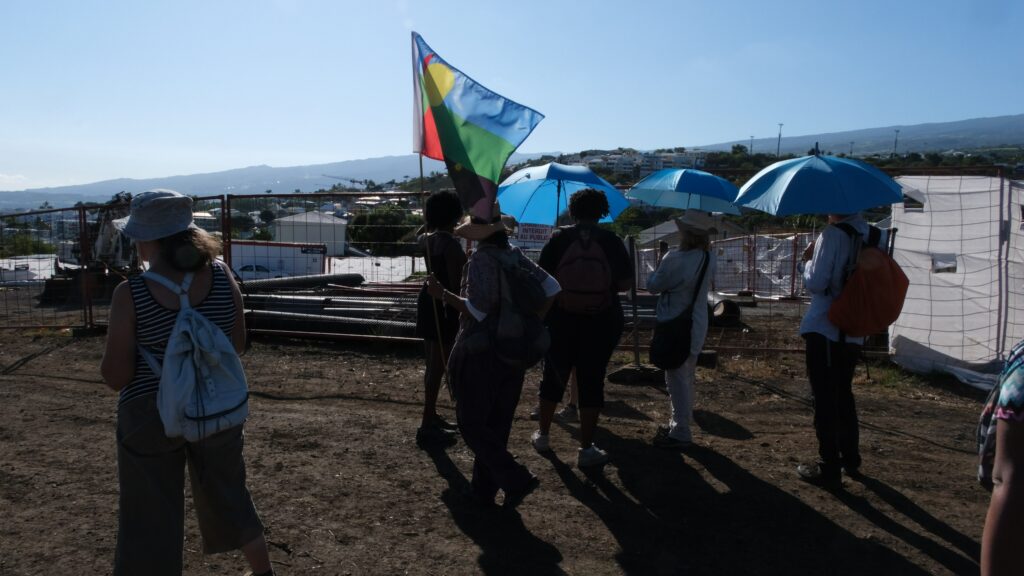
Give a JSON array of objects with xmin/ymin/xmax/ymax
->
[
  {"xmin": 646, "ymin": 209, "xmax": 719, "ymax": 450},
  {"xmin": 101, "ymin": 190, "xmax": 275, "ymax": 576},
  {"xmin": 426, "ymin": 201, "xmax": 561, "ymax": 509}
]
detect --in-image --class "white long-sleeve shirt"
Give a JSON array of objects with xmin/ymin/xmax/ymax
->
[
  {"xmin": 647, "ymin": 248, "xmax": 716, "ymax": 356},
  {"xmin": 799, "ymin": 214, "xmax": 867, "ymax": 344}
]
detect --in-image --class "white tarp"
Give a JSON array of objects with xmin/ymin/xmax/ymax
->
[
  {"xmin": 0, "ymin": 255, "xmax": 60, "ymax": 283},
  {"xmin": 890, "ymin": 175, "xmax": 1023, "ymax": 390}
]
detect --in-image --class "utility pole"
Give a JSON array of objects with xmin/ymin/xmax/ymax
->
[
  {"xmin": 893, "ymin": 129, "xmax": 900, "ymax": 156},
  {"xmin": 849, "ymin": 141, "xmax": 854, "ymax": 156},
  {"xmin": 749, "ymin": 135, "xmax": 754, "ymax": 155},
  {"xmin": 776, "ymin": 123, "xmax": 783, "ymax": 157}
]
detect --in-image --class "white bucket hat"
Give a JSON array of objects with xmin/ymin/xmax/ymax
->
[
  {"xmin": 113, "ymin": 189, "xmax": 197, "ymax": 241},
  {"xmin": 674, "ymin": 210, "xmax": 719, "ymax": 236}
]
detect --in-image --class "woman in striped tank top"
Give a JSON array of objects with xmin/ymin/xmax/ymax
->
[{"xmin": 101, "ymin": 190, "xmax": 273, "ymax": 576}]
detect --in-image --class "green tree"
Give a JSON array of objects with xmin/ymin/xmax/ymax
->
[
  {"xmin": 0, "ymin": 233, "xmax": 54, "ymax": 258},
  {"xmin": 229, "ymin": 214, "xmax": 256, "ymax": 238},
  {"xmin": 348, "ymin": 205, "xmax": 421, "ymax": 256},
  {"xmin": 259, "ymin": 209, "xmax": 277, "ymax": 224},
  {"xmin": 603, "ymin": 206, "xmax": 680, "ymax": 239}
]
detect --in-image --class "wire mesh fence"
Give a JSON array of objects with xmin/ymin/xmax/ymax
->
[
  {"xmin": 0, "ymin": 189, "xmax": 889, "ymax": 355},
  {"xmin": 0, "ymin": 206, "xmax": 90, "ymax": 328}
]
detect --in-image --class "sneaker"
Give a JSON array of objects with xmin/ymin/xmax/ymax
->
[
  {"xmin": 529, "ymin": 405, "xmax": 541, "ymax": 421},
  {"xmin": 577, "ymin": 445, "xmax": 609, "ymax": 468},
  {"xmin": 653, "ymin": 434, "xmax": 692, "ymax": 450},
  {"xmin": 797, "ymin": 462, "xmax": 842, "ymax": 489},
  {"xmin": 556, "ymin": 404, "xmax": 578, "ymax": 422},
  {"xmin": 530, "ymin": 430, "xmax": 552, "ymax": 452}
]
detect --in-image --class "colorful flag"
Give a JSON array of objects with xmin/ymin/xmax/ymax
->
[{"xmin": 412, "ymin": 32, "xmax": 544, "ymax": 219}]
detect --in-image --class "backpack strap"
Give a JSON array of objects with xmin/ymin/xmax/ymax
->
[
  {"xmin": 690, "ymin": 251, "xmax": 710, "ymax": 310},
  {"xmin": 136, "ymin": 269, "xmax": 196, "ymax": 373},
  {"xmin": 866, "ymin": 225, "xmax": 882, "ymax": 248},
  {"xmin": 831, "ymin": 223, "xmax": 864, "ymax": 285},
  {"xmin": 830, "ymin": 223, "xmax": 863, "ymax": 345},
  {"xmin": 143, "ymin": 270, "xmax": 196, "ymax": 310}
]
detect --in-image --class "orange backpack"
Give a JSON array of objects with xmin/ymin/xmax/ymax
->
[{"xmin": 827, "ymin": 224, "xmax": 909, "ymax": 338}]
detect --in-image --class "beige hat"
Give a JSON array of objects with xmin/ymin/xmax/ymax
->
[
  {"xmin": 674, "ymin": 210, "xmax": 718, "ymax": 236},
  {"xmin": 454, "ymin": 202, "xmax": 517, "ymax": 241}
]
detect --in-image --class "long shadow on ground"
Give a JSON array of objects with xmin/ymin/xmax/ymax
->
[
  {"xmin": 543, "ymin": 429, "xmax": 933, "ymax": 576},
  {"xmin": 833, "ymin": 475, "xmax": 979, "ymax": 573},
  {"xmin": 423, "ymin": 445, "xmax": 565, "ymax": 576}
]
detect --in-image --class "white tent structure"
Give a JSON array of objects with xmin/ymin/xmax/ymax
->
[{"xmin": 889, "ymin": 175, "xmax": 1024, "ymax": 389}]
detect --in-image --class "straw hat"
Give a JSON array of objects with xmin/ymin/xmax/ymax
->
[
  {"xmin": 674, "ymin": 210, "xmax": 719, "ymax": 236},
  {"xmin": 454, "ymin": 202, "xmax": 517, "ymax": 241},
  {"xmin": 113, "ymin": 189, "xmax": 198, "ymax": 241}
]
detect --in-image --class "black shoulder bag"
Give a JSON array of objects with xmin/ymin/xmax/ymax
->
[{"xmin": 649, "ymin": 251, "xmax": 709, "ymax": 370}]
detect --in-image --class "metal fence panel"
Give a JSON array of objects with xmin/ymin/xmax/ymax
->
[{"xmin": 0, "ymin": 206, "xmax": 89, "ymax": 328}]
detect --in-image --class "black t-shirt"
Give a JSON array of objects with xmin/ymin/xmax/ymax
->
[{"xmin": 538, "ymin": 224, "xmax": 632, "ymax": 310}]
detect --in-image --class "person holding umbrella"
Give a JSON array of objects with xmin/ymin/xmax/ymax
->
[
  {"xmin": 530, "ymin": 188, "xmax": 633, "ymax": 467},
  {"xmin": 796, "ymin": 212, "xmax": 870, "ymax": 488},
  {"xmin": 646, "ymin": 211, "xmax": 718, "ymax": 449}
]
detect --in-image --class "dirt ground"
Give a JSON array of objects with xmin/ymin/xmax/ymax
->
[{"xmin": 0, "ymin": 325, "xmax": 991, "ymax": 576}]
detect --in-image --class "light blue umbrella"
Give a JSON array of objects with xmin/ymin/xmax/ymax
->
[
  {"xmin": 734, "ymin": 152, "xmax": 903, "ymax": 216},
  {"xmin": 497, "ymin": 162, "xmax": 629, "ymax": 225},
  {"xmin": 626, "ymin": 168, "xmax": 741, "ymax": 215}
]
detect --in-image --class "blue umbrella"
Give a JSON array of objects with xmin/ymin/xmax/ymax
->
[
  {"xmin": 626, "ymin": 168, "xmax": 741, "ymax": 215},
  {"xmin": 497, "ymin": 162, "xmax": 629, "ymax": 225},
  {"xmin": 734, "ymin": 153, "xmax": 903, "ymax": 216}
]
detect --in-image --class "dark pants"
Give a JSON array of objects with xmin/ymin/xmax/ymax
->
[
  {"xmin": 540, "ymin": 307, "xmax": 624, "ymax": 409},
  {"xmin": 804, "ymin": 332, "xmax": 862, "ymax": 473},
  {"xmin": 450, "ymin": 347, "xmax": 534, "ymax": 500},
  {"xmin": 114, "ymin": 395, "xmax": 264, "ymax": 575}
]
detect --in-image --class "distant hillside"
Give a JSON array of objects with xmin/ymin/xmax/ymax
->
[
  {"xmin": 0, "ymin": 153, "xmax": 547, "ymax": 212},
  {"xmin": 702, "ymin": 114, "xmax": 1024, "ymax": 156},
  {"xmin": 4, "ymin": 113, "xmax": 1022, "ymax": 213}
]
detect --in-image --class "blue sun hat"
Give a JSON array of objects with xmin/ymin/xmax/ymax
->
[{"xmin": 113, "ymin": 189, "xmax": 198, "ymax": 241}]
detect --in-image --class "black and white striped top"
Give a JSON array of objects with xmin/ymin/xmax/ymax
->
[{"xmin": 119, "ymin": 262, "xmax": 237, "ymax": 406}]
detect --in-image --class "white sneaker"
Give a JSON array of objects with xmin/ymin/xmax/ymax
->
[
  {"xmin": 531, "ymin": 430, "xmax": 551, "ymax": 452},
  {"xmin": 556, "ymin": 404, "xmax": 578, "ymax": 422},
  {"xmin": 529, "ymin": 405, "xmax": 541, "ymax": 421},
  {"xmin": 577, "ymin": 445, "xmax": 609, "ymax": 467}
]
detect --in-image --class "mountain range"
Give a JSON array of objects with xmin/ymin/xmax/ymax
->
[
  {"xmin": 708, "ymin": 113, "xmax": 1024, "ymax": 156},
  {"xmin": 2, "ymin": 113, "xmax": 1022, "ymax": 212}
]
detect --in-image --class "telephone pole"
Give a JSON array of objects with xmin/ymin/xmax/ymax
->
[{"xmin": 776, "ymin": 123, "xmax": 783, "ymax": 157}]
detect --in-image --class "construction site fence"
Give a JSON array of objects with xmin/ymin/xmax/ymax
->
[{"xmin": 0, "ymin": 190, "xmax": 853, "ymax": 355}]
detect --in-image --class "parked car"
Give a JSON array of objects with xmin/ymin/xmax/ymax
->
[{"xmin": 236, "ymin": 264, "xmax": 282, "ymax": 281}]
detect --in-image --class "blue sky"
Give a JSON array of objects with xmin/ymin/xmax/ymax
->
[{"xmin": 1, "ymin": 0, "xmax": 1021, "ymax": 191}]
